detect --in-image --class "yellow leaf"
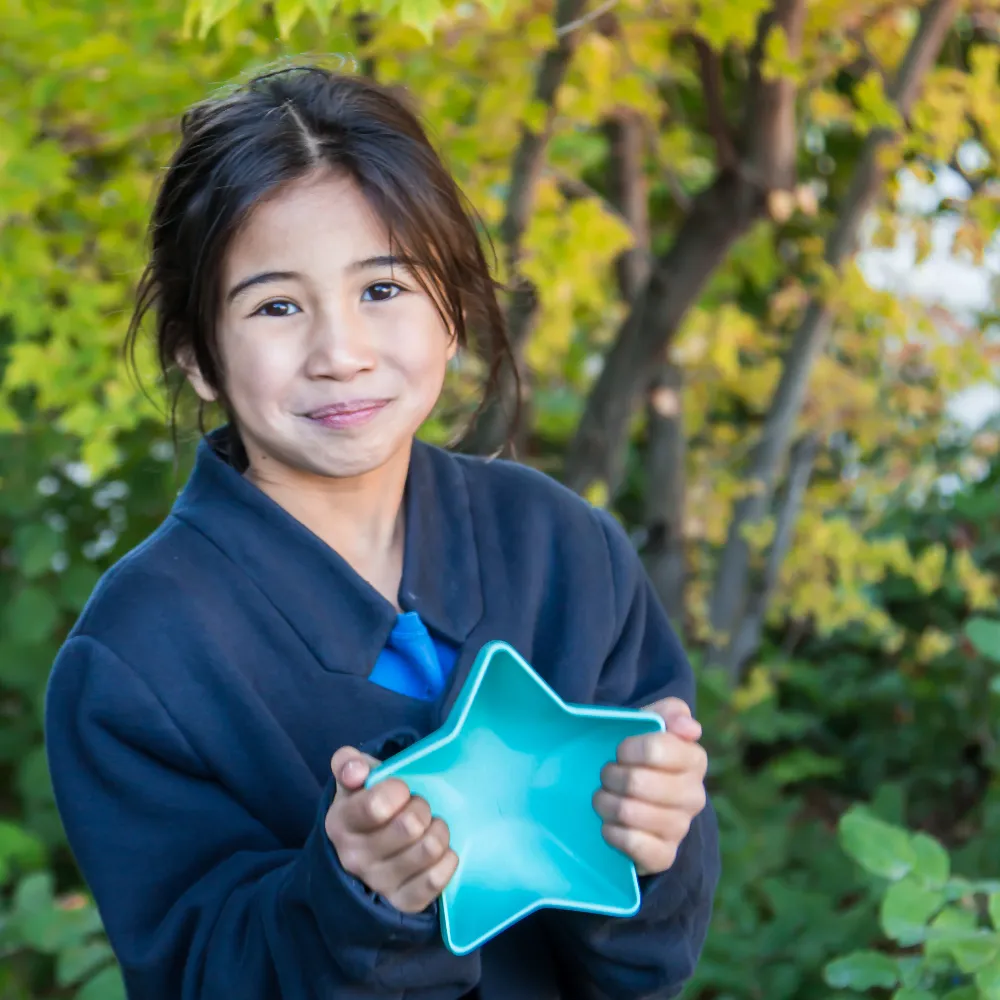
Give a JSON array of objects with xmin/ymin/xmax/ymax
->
[
  {"xmin": 916, "ymin": 628, "xmax": 954, "ymax": 664},
  {"xmin": 854, "ymin": 71, "xmax": 903, "ymax": 133},
  {"xmin": 521, "ymin": 98, "xmax": 549, "ymax": 134},
  {"xmin": 395, "ymin": 0, "xmax": 442, "ymax": 41},
  {"xmin": 525, "ymin": 13, "xmax": 556, "ymax": 48},
  {"xmin": 762, "ymin": 26, "xmax": 804, "ymax": 84},
  {"xmin": 913, "ymin": 544, "xmax": 947, "ymax": 594},
  {"xmin": 275, "ymin": 0, "xmax": 306, "ymax": 38},
  {"xmin": 732, "ymin": 666, "xmax": 774, "ymax": 711},
  {"xmin": 583, "ymin": 480, "xmax": 609, "ymax": 508}
]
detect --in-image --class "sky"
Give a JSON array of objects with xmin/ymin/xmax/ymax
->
[{"xmin": 858, "ymin": 162, "xmax": 1000, "ymax": 431}]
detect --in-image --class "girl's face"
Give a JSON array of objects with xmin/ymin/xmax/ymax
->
[{"xmin": 187, "ymin": 170, "xmax": 456, "ymax": 483}]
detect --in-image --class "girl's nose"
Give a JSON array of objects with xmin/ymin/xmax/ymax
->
[{"xmin": 305, "ymin": 313, "xmax": 376, "ymax": 380}]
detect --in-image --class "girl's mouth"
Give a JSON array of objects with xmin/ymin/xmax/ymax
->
[{"xmin": 305, "ymin": 399, "xmax": 390, "ymax": 429}]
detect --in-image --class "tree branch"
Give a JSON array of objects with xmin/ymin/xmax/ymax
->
[
  {"xmin": 551, "ymin": 166, "xmax": 636, "ymax": 233},
  {"xmin": 351, "ymin": 14, "xmax": 376, "ymax": 78},
  {"xmin": 723, "ymin": 433, "xmax": 819, "ymax": 676},
  {"xmin": 706, "ymin": 0, "xmax": 960, "ymax": 675},
  {"xmin": 563, "ymin": 0, "xmax": 807, "ymax": 495},
  {"xmin": 683, "ymin": 33, "xmax": 738, "ymax": 171},
  {"xmin": 742, "ymin": 0, "xmax": 807, "ymax": 192},
  {"xmin": 556, "ymin": 0, "xmax": 619, "ymax": 38}
]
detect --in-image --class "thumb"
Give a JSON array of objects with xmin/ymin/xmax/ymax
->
[{"xmin": 331, "ymin": 747, "xmax": 379, "ymax": 792}]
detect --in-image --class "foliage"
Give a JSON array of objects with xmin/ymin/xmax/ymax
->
[
  {"xmin": 826, "ymin": 807, "xmax": 1000, "ymax": 1000},
  {"xmin": 0, "ymin": 0, "xmax": 998, "ymax": 997}
]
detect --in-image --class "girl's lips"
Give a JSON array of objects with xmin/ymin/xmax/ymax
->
[{"xmin": 305, "ymin": 399, "xmax": 390, "ymax": 429}]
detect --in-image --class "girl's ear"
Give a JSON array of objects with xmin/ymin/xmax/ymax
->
[
  {"xmin": 446, "ymin": 333, "xmax": 459, "ymax": 363},
  {"xmin": 176, "ymin": 346, "xmax": 218, "ymax": 404}
]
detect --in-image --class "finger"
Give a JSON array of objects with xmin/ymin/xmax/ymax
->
[
  {"xmin": 601, "ymin": 822, "xmax": 678, "ymax": 875},
  {"xmin": 643, "ymin": 697, "xmax": 691, "ymax": 720},
  {"xmin": 331, "ymin": 746, "xmax": 372, "ymax": 790},
  {"xmin": 616, "ymin": 731, "xmax": 708, "ymax": 774},
  {"xmin": 642, "ymin": 698, "xmax": 702, "ymax": 741},
  {"xmin": 338, "ymin": 778, "xmax": 412, "ymax": 835},
  {"xmin": 593, "ymin": 789, "xmax": 697, "ymax": 840},
  {"xmin": 601, "ymin": 762, "xmax": 707, "ymax": 809},
  {"xmin": 388, "ymin": 845, "xmax": 459, "ymax": 915},
  {"xmin": 667, "ymin": 715, "xmax": 702, "ymax": 741},
  {"xmin": 368, "ymin": 816, "xmax": 451, "ymax": 893},
  {"xmin": 364, "ymin": 796, "xmax": 433, "ymax": 861}
]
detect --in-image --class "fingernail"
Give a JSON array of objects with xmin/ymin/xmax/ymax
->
[
  {"xmin": 343, "ymin": 759, "xmax": 365, "ymax": 783},
  {"xmin": 669, "ymin": 716, "xmax": 701, "ymax": 738}
]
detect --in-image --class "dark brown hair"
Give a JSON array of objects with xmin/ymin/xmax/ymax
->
[{"xmin": 125, "ymin": 64, "xmax": 515, "ymax": 463}]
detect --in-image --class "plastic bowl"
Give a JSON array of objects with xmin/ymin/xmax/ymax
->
[{"xmin": 366, "ymin": 640, "xmax": 665, "ymax": 955}]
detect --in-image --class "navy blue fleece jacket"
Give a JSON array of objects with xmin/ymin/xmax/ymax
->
[{"xmin": 45, "ymin": 428, "xmax": 719, "ymax": 1000}]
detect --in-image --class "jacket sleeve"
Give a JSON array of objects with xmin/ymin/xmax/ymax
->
[
  {"xmin": 44, "ymin": 635, "xmax": 480, "ymax": 1000},
  {"xmin": 541, "ymin": 508, "xmax": 720, "ymax": 1000}
]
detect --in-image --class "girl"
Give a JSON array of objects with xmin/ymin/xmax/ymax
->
[{"xmin": 45, "ymin": 65, "xmax": 718, "ymax": 1000}]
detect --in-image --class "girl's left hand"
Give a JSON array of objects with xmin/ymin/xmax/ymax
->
[{"xmin": 594, "ymin": 697, "xmax": 708, "ymax": 876}]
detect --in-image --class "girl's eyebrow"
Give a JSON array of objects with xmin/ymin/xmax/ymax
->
[
  {"xmin": 349, "ymin": 254, "xmax": 404, "ymax": 272},
  {"xmin": 225, "ymin": 256, "xmax": 406, "ymax": 304},
  {"xmin": 226, "ymin": 270, "xmax": 300, "ymax": 304}
]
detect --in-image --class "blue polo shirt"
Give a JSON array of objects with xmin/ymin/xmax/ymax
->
[{"xmin": 370, "ymin": 612, "xmax": 458, "ymax": 701}]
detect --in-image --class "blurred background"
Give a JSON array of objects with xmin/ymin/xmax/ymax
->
[{"xmin": 2, "ymin": 0, "xmax": 1000, "ymax": 997}]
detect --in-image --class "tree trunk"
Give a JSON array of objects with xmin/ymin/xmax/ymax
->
[
  {"xmin": 602, "ymin": 109, "xmax": 689, "ymax": 628},
  {"xmin": 563, "ymin": 0, "xmax": 807, "ymax": 495},
  {"xmin": 562, "ymin": 168, "xmax": 759, "ymax": 495},
  {"xmin": 458, "ymin": 0, "xmax": 589, "ymax": 455},
  {"xmin": 707, "ymin": 0, "xmax": 960, "ymax": 674},
  {"xmin": 644, "ymin": 362, "xmax": 687, "ymax": 628}
]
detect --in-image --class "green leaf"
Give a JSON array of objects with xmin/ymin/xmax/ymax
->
[
  {"xmin": 991, "ymin": 894, "xmax": 1000, "ymax": 932},
  {"xmin": 14, "ymin": 870, "xmax": 54, "ymax": 914},
  {"xmin": 19, "ymin": 906, "xmax": 100, "ymax": 955},
  {"xmin": 12, "ymin": 523, "xmax": 62, "ymax": 578},
  {"xmin": 977, "ymin": 956, "xmax": 1000, "ymax": 1000},
  {"xmin": 942, "ymin": 989, "xmax": 980, "ymax": 1000},
  {"xmin": 767, "ymin": 748, "xmax": 844, "ymax": 785},
  {"xmin": 824, "ymin": 950, "xmax": 900, "ymax": 990},
  {"xmin": 966, "ymin": 618, "xmax": 1000, "ymax": 663},
  {"xmin": 893, "ymin": 990, "xmax": 936, "ymax": 1000},
  {"xmin": 910, "ymin": 832, "xmax": 950, "ymax": 886},
  {"xmin": 927, "ymin": 923, "xmax": 1000, "ymax": 974},
  {"xmin": 57, "ymin": 941, "xmax": 115, "ymax": 988},
  {"xmin": 880, "ymin": 879, "xmax": 945, "ymax": 944},
  {"xmin": 0, "ymin": 821, "xmax": 46, "ymax": 885},
  {"xmin": 3, "ymin": 585, "xmax": 59, "ymax": 644},
  {"xmin": 839, "ymin": 806, "xmax": 916, "ymax": 881},
  {"xmin": 58, "ymin": 563, "xmax": 101, "ymax": 612},
  {"xmin": 76, "ymin": 964, "xmax": 127, "ymax": 1000}
]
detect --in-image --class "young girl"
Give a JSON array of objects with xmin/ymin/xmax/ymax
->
[{"xmin": 45, "ymin": 65, "xmax": 718, "ymax": 1000}]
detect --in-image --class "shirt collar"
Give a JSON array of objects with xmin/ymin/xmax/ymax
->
[{"xmin": 170, "ymin": 427, "xmax": 483, "ymax": 675}]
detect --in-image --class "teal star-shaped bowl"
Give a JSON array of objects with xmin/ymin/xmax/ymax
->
[{"xmin": 366, "ymin": 640, "xmax": 665, "ymax": 956}]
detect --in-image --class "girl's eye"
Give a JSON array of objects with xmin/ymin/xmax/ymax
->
[
  {"xmin": 363, "ymin": 282, "xmax": 403, "ymax": 303},
  {"xmin": 254, "ymin": 300, "xmax": 300, "ymax": 318}
]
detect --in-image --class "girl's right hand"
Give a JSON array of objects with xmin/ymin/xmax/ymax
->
[{"xmin": 325, "ymin": 747, "xmax": 458, "ymax": 914}]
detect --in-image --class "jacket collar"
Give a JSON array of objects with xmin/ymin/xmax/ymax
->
[{"xmin": 170, "ymin": 427, "xmax": 483, "ymax": 675}]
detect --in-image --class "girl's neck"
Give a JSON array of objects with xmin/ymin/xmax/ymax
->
[{"xmin": 244, "ymin": 445, "xmax": 411, "ymax": 610}]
